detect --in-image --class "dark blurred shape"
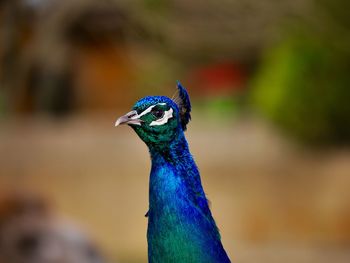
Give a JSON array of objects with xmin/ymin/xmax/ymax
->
[
  {"xmin": 0, "ymin": 0, "xmax": 141, "ymax": 116},
  {"xmin": 0, "ymin": 192, "xmax": 106, "ymax": 263},
  {"xmin": 16, "ymin": 233, "xmax": 40, "ymax": 258},
  {"xmin": 25, "ymin": 65, "xmax": 74, "ymax": 116},
  {"xmin": 66, "ymin": 4, "xmax": 130, "ymax": 44}
]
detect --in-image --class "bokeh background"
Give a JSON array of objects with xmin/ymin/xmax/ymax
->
[{"xmin": 0, "ymin": 0, "xmax": 349, "ymax": 262}]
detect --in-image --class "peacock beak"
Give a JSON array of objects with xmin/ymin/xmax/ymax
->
[{"xmin": 115, "ymin": 110, "xmax": 143, "ymax": 126}]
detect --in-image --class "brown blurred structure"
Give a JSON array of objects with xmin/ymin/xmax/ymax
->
[
  {"xmin": 0, "ymin": 0, "xmax": 317, "ymax": 116},
  {"xmin": 1, "ymin": 0, "xmax": 140, "ymax": 115},
  {"xmin": 0, "ymin": 192, "xmax": 106, "ymax": 263}
]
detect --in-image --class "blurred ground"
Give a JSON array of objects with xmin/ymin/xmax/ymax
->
[{"xmin": 0, "ymin": 114, "xmax": 349, "ymax": 262}]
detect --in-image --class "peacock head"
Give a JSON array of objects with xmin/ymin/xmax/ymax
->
[{"xmin": 115, "ymin": 82, "xmax": 191, "ymax": 147}]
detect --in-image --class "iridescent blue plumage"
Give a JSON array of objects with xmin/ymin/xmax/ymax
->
[{"xmin": 116, "ymin": 82, "xmax": 231, "ymax": 263}]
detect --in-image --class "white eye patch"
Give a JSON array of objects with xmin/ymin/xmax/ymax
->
[
  {"xmin": 134, "ymin": 103, "xmax": 167, "ymax": 119},
  {"xmin": 129, "ymin": 103, "xmax": 172, "ymax": 126},
  {"xmin": 150, "ymin": 108, "xmax": 174, "ymax": 126}
]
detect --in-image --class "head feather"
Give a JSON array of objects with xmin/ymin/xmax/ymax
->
[{"xmin": 173, "ymin": 81, "xmax": 191, "ymax": 131}]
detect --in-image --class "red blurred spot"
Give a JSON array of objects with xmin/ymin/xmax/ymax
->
[{"xmin": 188, "ymin": 62, "xmax": 247, "ymax": 96}]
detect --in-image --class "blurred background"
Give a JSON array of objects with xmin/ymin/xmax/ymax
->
[{"xmin": 0, "ymin": 0, "xmax": 349, "ymax": 262}]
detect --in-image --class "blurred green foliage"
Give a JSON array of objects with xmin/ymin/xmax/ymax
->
[
  {"xmin": 194, "ymin": 96, "xmax": 240, "ymax": 121},
  {"xmin": 251, "ymin": 28, "xmax": 350, "ymax": 144}
]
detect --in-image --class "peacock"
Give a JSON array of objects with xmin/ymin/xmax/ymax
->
[{"xmin": 115, "ymin": 82, "xmax": 231, "ymax": 263}]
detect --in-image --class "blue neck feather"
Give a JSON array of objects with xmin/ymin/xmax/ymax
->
[{"xmin": 147, "ymin": 130, "xmax": 230, "ymax": 263}]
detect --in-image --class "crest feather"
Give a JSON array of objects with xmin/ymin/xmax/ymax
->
[{"xmin": 173, "ymin": 81, "xmax": 191, "ymax": 131}]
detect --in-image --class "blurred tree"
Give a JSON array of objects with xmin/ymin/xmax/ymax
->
[{"xmin": 250, "ymin": 1, "xmax": 350, "ymax": 145}]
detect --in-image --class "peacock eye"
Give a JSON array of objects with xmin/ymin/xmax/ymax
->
[{"xmin": 151, "ymin": 109, "xmax": 164, "ymax": 118}]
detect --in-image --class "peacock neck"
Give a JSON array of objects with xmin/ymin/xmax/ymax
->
[
  {"xmin": 146, "ymin": 132, "xmax": 230, "ymax": 263},
  {"xmin": 148, "ymin": 131, "xmax": 200, "ymax": 205},
  {"xmin": 149, "ymin": 131, "xmax": 190, "ymax": 163}
]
